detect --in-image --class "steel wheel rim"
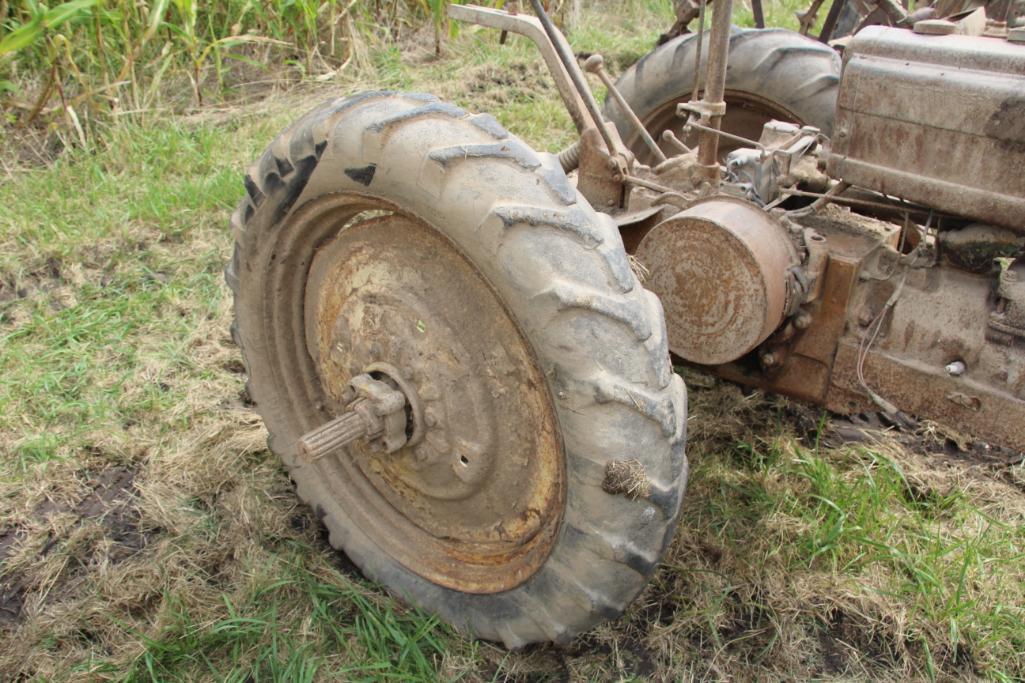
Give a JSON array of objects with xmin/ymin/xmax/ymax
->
[{"xmin": 261, "ymin": 194, "xmax": 565, "ymax": 594}]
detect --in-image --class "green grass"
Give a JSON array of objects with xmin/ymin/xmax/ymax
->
[
  {"xmin": 2, "ymin": 1, "xmax": 1025, "ymax": 680},
  {"xmin": 662, "ymin": 388, "xmax": 1025, "ymax": 679},
  {"xmin": 0, "ymin": 120, "xmax": 258, "ymax": 480},
  {"xmin": 115, "ymin": 556, "xmax": 448, "ymax": 682}
]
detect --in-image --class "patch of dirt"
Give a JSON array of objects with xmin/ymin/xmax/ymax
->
[
  {"xmin": 0, "ymin": 466, "xmax": 151, "ymax": 627},
  {"xmin": 461, "ymin": 60, "xmax": 556, "ymax": 107},
  {"xmin": 0, "ymin": 528, "xmax": 24, "ymax": 626},
  {"xmin": 0, "ymin": 257, "xmax": 64, "ymax": 305},
  {"xmin": 0, "ymin": 125, "xmax": 65, "ymax": 169}
]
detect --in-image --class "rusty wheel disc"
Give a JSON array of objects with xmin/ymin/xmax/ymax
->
[{"xmin": 283, "ymin": 198, "xmax": 564, "ymax": 594}]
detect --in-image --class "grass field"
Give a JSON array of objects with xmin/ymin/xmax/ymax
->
[{"xmin": 2, "ymin": 1, "xmax": 1025, "ymax": 680}]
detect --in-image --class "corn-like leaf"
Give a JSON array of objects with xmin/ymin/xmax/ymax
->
[
  {"xmin": 0, "ymin": 14, "xmax": 44, "ymax": 57},
  {"xmin": 43, "ymin": 0, "xmax": 99, "ymax": 30},
  {"xmin": 144, "ymin": 0, "xmax": 173, "ymax": 42}
]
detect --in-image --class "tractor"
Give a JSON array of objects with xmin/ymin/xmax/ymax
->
[{"xmin": 226, "ymin": 0, "xmax": 1025, "ymax": 646}]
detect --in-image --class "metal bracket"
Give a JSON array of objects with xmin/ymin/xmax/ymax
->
[
  {"xmin": 449, "ymin": 4, "xmax": 591, "ymax": 134},
  {"xmin": 451, "ymin": 3, "xmax": 631, "ymax": 166},
  {"xmin": 676, "ymin": 100, "xmax": 726, "ymax": 123}
]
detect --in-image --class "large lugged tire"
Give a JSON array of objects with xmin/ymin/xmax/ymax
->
[
  {"xmin": 226, "ymin": 92, "xmax": 688, "ymax": 646},
  {"xmin": 606, "ymin": 28, "xmax": 841, "ymax": 163}
]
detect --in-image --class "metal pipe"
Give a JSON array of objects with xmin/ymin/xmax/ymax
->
[
  {"xmin": 818, "ymin": 0, "xmax": 847, "ymax": 43},
  {"xmin": 449, "ymin": 4, "xmax": 590, "ymax": 133},
  {"xmin": 797, "ymin": 0, "xmax": 826, "ymax": 35},
  {"xmin": 696, "ymin": 0, "xmax": 733, "ymax": 183},
  {"xmin": 782, "ymin": 183, "xmax": 934, "ymax": 217},
  {"xmin": 690, "ymin": 0, "xmax": 707, "ymax": 104},
  {"xmin": 528, "ymin": 0, "xmax": 621, "ymax": 157},
  {"xmin": 584, "ymin": 54, "xmax": 666, "ymax": 164},
  {"xmin": 685, "ymin": 119, "xmax": 764, "ymax": 152},
  {"xmin": 661, "ymin": 129, "xmax": 691, "ymax": 154},
  {"xmin": 876, "ymin": 0, "xmax": 909, "ymax": 25},
  {"xmin": 752, "ymin": 0, "xmax": 765, "ymax": 28},
  {"xmin": 623, "ymin": 173, "xmax": 676, "ymax": 194}
]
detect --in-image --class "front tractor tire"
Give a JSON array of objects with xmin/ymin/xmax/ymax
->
[{"xmin": 226, "ymin": 92, "xmax": 688, "ymax": 646}]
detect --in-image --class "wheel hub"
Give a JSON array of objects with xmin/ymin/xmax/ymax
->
[{"xmin": 301, "ymin": 209, "xmax": 564, "ymax": 592}]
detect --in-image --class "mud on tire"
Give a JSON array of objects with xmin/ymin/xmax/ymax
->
[{"xmin": 226, "ymin": 92, "xmax": 688, "ymax": 646}]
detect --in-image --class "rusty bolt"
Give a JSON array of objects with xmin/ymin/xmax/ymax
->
[{"xmin": 794, "ymin": 312, "xmax": 813, "ymax": 330}]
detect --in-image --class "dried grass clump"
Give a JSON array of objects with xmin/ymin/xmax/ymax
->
[{"xmin": 603, "ymin": 458, "xmax": 652, "ymax": 500}]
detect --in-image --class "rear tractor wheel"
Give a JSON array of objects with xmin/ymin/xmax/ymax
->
[
  {"xmin": 606, "ymin": 27, "xmax": 841, "ymax": 164},
  {"xmin": 226, "ymin": 92, "xmax": 688, "ymax": 646}
]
